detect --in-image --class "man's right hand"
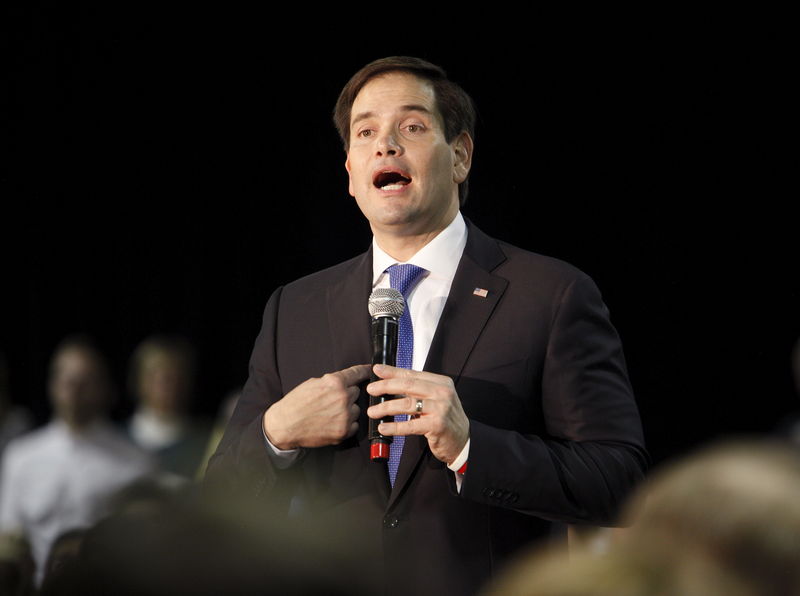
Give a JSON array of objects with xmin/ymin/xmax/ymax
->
[{"xmin": 262, "ymin": 364, "xmax": 372, "ymax": 450}]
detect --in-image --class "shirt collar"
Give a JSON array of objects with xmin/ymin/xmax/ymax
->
[{"xmin": 371, "ymin": 211, "xmax": 467, "ymax": 286}]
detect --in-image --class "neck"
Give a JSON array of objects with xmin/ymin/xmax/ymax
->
[
  {"xmin": 61, "ymin": 415, "xmax": 98, "ymax": 435},
  {"xmin": 373, "ymin": 229, "xmax": 441, "ymax": 262},
  {"xmin": 373, "ymin": 205, "xmax": 458, "ymax": 262},
  {"xmin": 141, "ymin": 404, "xmax": 183, "ymax": 423}
]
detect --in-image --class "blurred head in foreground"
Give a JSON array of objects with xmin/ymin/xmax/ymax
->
[
  {"xmin": 41, "ymin": 491, "xmax": 369, "ymax": 596},
  {"xmin": 484, "ymin": 439, "xmax": 800, "ymax": 596},
  {"xmin": 483, "ymin": 542, "xmax": 757, "ymax": 596},
  {"xmin": 618, "ymin": 439, "xmax": 800, "ymax": 596}
]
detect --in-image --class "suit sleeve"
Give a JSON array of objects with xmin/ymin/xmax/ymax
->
[
  {"xmin": 204, "ymin": 287, "xmax": 302, "ymax": 508},
  {"xmin": 460, "ymin": 272, "xmax": 648, "ymax": 525}
]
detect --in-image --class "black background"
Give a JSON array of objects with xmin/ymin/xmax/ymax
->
[{"xmin": 3, "ymin": 8, "xmax": 796, "ymax": 467}]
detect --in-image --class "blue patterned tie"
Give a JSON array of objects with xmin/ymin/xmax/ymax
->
[{"xmin": 386, "ymin": 263, "xmax": 427, "ymax": 486}]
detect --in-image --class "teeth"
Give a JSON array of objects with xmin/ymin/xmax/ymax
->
[{"xmin": 381, "ymin": 184, "xmax": 406, "ymax": 191}]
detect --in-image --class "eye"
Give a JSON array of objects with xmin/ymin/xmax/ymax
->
[
  {"xmin": 405, "ymin": 124, "xmax": 425, "ymax": 134},
  {"xmin": 357, "ymin": 129, "xmax": 374, "ymax": 138}
]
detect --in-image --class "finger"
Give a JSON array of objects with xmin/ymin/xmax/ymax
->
[
  {"xmin": 378, "ymin": 417, "xmax": 426, "ymax": 437},
  {"xmin": 346, "ymin": 386, "xmax": 361, "ymax": 404},
  {"xmin": 372, "ymin": 364, "xmax": 447, "ymax": 384},
  {"xmin": 367, "ymin": 396, "xmax": 423, "ymax": 419},
  {"xmin": 338, "ymin": 363, "xmax": 373, "ymax": 387},
  {"xmin": 348, "ymin": 402, "xmax": 360, "ymax": 421},
  {"xmin": 372, "ymin": 363, "xmax": 417, "ymax": 380},
  {"xmin": 367, "ymin": 376, "xmax": 440, "ymax": 399}
]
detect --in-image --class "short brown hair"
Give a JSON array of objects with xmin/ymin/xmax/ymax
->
[{"xmin": 333, "ymin": 56, "xmax": 476, "ymax": 206}]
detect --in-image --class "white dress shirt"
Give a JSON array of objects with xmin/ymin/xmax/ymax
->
[
  {"xmin": 370, "ymin": 211, "xmax": 466, "ymax": 372},
  {"xmin": 0, "ymin": 420, "xmax": 155, "ymax": 584},
  {"xmin": 129, "ymin": 407, "xmax": 186, "ymax": 451},
  {"xmin": 371, "ymin": 211, "xmax": 470, "ymax": 478}
]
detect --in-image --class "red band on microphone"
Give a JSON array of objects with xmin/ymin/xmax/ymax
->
[{"xmin": 371, "ymin": 442, "xmax": 389, "ymax": 461}]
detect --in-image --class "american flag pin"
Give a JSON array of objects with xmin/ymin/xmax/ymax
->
[{"xmin": 473, "ymin": 288, "xmax": 489, "ymax": 298}]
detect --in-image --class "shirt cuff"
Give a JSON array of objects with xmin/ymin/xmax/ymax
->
[
  {"xmin": 447, "ymin": 438, "xmax": 470, "ymax": 475},
  {"xmin": 262, "ymin": 417, "xmax": 302, "ymax": 470}
]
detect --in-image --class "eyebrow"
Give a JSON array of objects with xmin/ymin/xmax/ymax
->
[{"xmin": 350, "ymin": 104, "xmax": 434, "ymax": 128}]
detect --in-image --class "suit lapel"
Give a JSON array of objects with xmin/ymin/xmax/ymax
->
[
  {"xmin": 325, "ymin": 247, "xmax": 373, "ymax": 372},
  {"xmin": 324, "ymin": 247, "xmax": 392, "ymax": 502},
  {"xmin": 388, "ymin": 221, "xmax": 508, "ymax": 508},
  {"xmin": 423, "ymin": 222, "xmax": 508, "ymax": 382}
]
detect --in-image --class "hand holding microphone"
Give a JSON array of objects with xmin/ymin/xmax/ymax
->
[{"xmin": 367, "ymin": 288, "xmax": 405, "ymax": 461}]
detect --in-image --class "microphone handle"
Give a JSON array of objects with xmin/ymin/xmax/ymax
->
[{"xmin": 369, "ymin": 315, "xmax": 398, "ymax": 461}]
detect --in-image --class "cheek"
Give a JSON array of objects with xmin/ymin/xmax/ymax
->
[
  {"xmin": 347, "ymin": 155, "xmax": 370, "ymax": 189},
  {"xmin": 355, "ymin": 167, "xmax": 370, "ymax": 187},
  {"xmin": 429, "ymin": 148, "xmax": 454, "ymax": 186},
  {"xmin": 351, "ymin": 169, "xmax": 369, "ymax": 198}
]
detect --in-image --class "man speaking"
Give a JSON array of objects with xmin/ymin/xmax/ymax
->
[{"xmin": 206, "ymin": 56, "xmax": 647, "ymax": 596}]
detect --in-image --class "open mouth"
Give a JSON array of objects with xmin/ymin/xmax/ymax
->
[{"xmin": 373, "ymin": 169, "xmax": 412, "ymax": 191}]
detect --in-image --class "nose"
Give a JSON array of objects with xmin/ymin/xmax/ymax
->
[{"xmin": 376, "ymin": 130, "xmax": 403, "ymax": 157}]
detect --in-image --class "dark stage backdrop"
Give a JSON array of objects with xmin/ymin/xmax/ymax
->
[{"xmin": 3, "ymin": 8, "xmax": 796, "ymax": 467}]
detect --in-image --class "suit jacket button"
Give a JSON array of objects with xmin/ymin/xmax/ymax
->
[{"xmin": 383, "ymin": 515, "xmax": 399, "ymax": 529}]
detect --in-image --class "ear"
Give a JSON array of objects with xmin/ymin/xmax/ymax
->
[
  {"xmin": 451, "ymin": 132, "xmax": 473, "ymax": 184},
  {"xmin": 345, "ymin": 154, "xmax": 355, "ymax": 198}
]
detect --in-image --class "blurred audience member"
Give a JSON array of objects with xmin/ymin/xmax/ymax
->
[
  {"xmin": 0, "ymin": 335, "xmax": 155, "ymax": 585},
  {"xmin": 196, "ymin": 387, "xmax": 240, "ymax": 480},
  {"xmin": 0, "ymin": 352, "xmax": 33, "ymax": 457},
  {"xmin": 483, "ymin": 541, "xmax": 755, "ymax": 596},
  {"xmin": 127, "ymin": 335, "xmax": 210, "ymax": 480},
  {"xmin": 619, "ymin": 439, "xmax": 800, "ymax": 596},
  {"xmin": 106, "ymin": 475, "xmax": 183, "ymax": 516},
  {"xmin": 484, "ymin": 440, "xmax": 800, "ymax": 596},
  {"xmin": 39, "ymin": 477, "xmax": 187, "ymax": 593},
  {"xmin": 0, "ymin": 532, "xmax": 34, "ymax": 596},
  {"xmin": 40, "ymin": 490, "xmax": 368, "ymax": 596},
  {"xmin": 38, "ymin": 527, "xmax": 87, "ymax": 594}
]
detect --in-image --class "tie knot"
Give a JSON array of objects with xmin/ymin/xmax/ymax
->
[{"xmin": 387, "ymin": 264, "xmax": 427, "ymax": 298}]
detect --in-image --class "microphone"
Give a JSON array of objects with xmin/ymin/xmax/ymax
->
[{"xmin": 367, "ymin": 288, "xmax": 405, "ymax": 461}]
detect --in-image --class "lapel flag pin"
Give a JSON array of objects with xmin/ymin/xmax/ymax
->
[{"xmin": 473, "ymin": 288, "xmax": 489, "ymax": 298}]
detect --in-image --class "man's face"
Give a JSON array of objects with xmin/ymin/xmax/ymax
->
[
  {"xmin": 345, "ymin": 72, "xmax": 471, "ymax": 238},
  {"xmin": 138, "ymin": 352, "xmax": 189, "ymax": 416},
  {"xmin": 49, "ymin": 347, "xmax": 107, "ymax": 428}
]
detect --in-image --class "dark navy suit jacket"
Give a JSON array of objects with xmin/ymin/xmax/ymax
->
[{"xmin": 206, "ymin": 220, "xmax": 648, "ymax": 596}]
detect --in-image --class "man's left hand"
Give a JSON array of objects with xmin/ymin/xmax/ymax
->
[{"xmin": 366, "ymin": 364, "xmax": 469, "ymax": 465}]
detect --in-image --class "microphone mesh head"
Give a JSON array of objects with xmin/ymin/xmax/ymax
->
[{"xmin": 368, "ymin": 288, "xmax": 405, "ymax": 318}]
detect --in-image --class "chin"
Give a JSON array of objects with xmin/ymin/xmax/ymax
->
[{"xmin": 371, "ymin": 207, "xmax": 420, "ymax": 228}]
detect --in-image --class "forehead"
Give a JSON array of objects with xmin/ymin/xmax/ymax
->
[
  {"xmin": 142, "ymin": 351, "xmax": 187, "ymax": 373},
  {"xmin": 351, "ymin": 72, "xmax": 439, "ymax": 122},
  {"xmin": 54, "ymin": 347, "xmax": 97, "ymax": 375}
]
